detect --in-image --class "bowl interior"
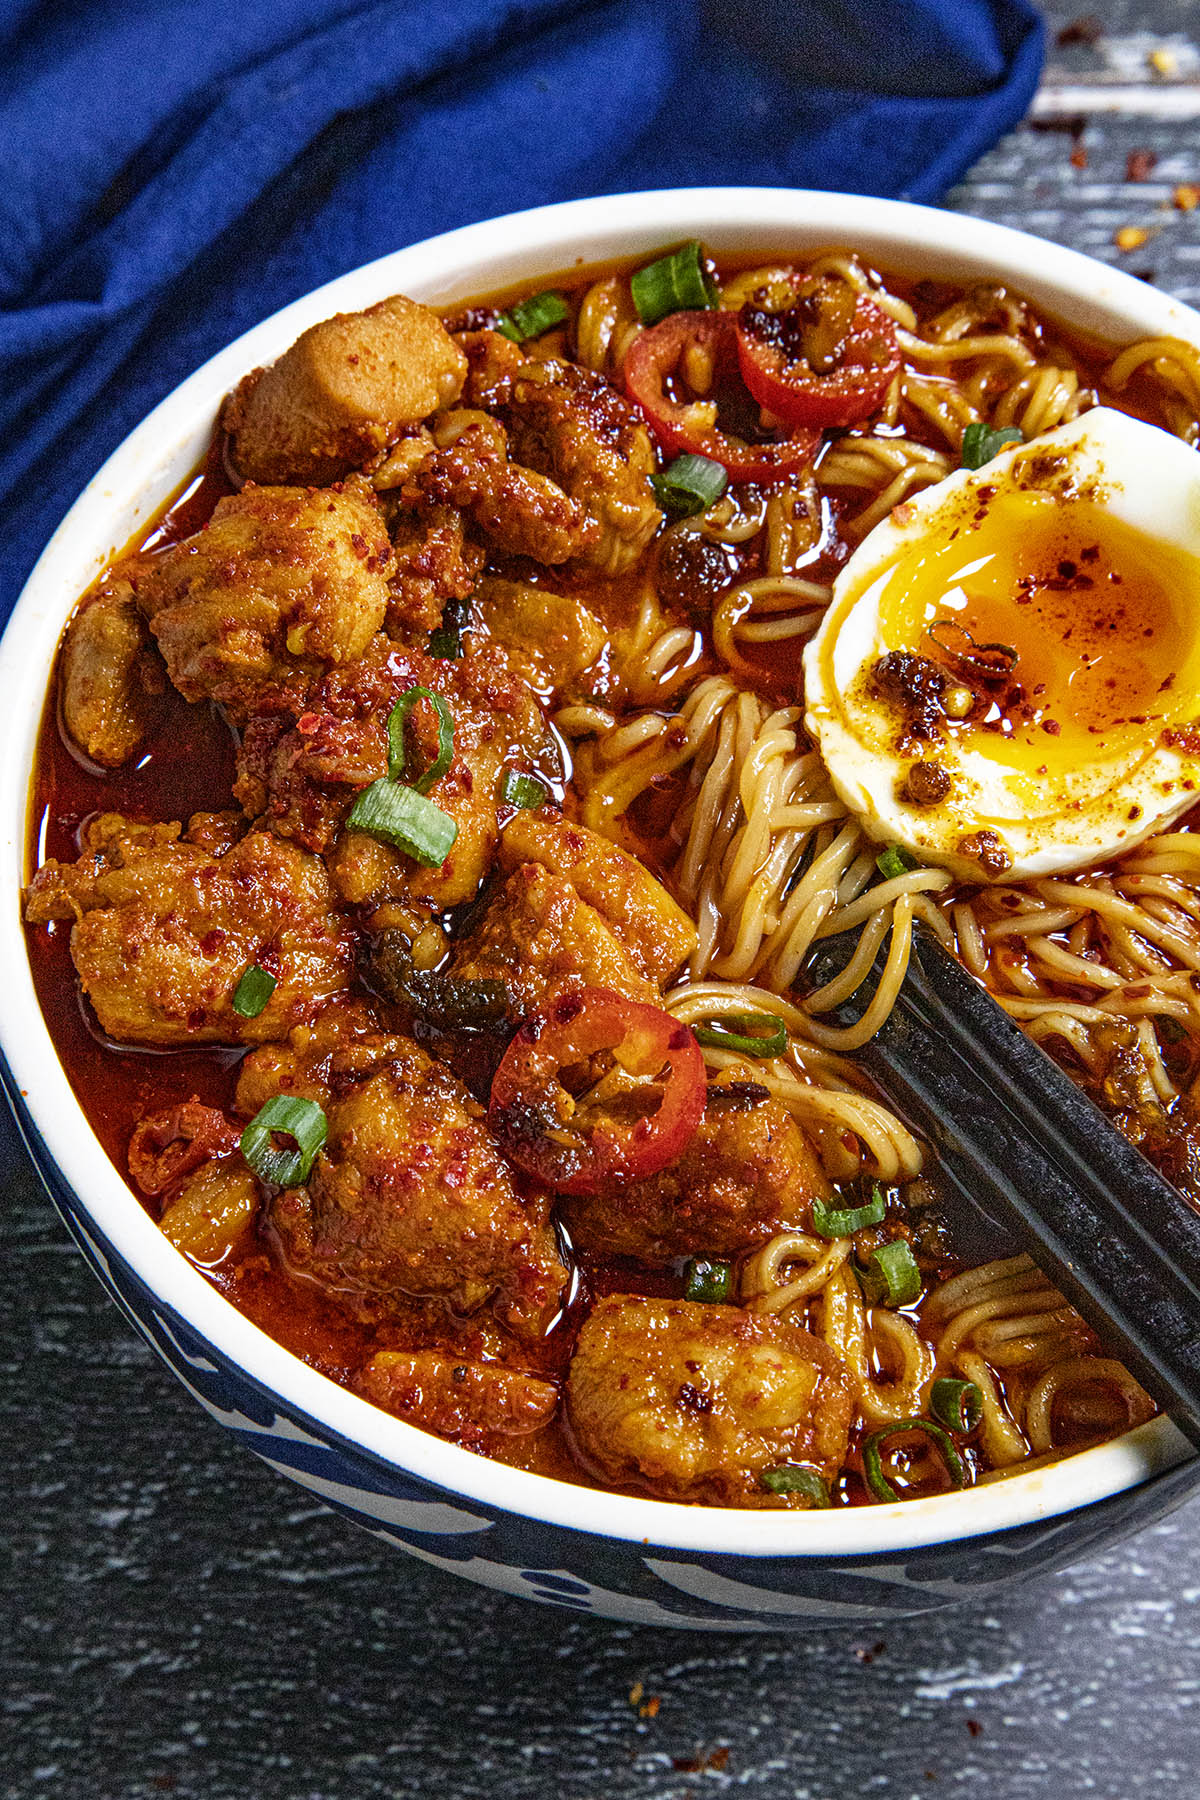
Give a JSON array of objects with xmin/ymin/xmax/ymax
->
[{"xmin": 4, "ymin": 187, "xmax": 1195, "ymax": 1557}]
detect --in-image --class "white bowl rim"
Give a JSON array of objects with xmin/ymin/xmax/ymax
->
[{"xmin": 3, "ymin": 185, "xmax": 1196, "ymax": 1561}]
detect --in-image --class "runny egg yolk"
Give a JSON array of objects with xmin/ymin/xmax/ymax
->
[{"xmin": 874, "ymin": 491, "xmax": 1200, "ymax": 777}]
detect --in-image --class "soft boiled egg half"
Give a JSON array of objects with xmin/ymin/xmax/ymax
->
[{"xmin": 803, "ymin": 407, "xmax": 1200, "ymax": 881}]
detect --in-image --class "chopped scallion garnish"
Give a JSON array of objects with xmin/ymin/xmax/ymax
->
[
  {"xmin": 651, "ymin": 453, "xmax": 727, "ymax": 517},
  {"xmin": 861, "ymin": 1238, "xmax": 922, "ymax": 1307},
  {"xmin": 930, "ymin": 1376, "xmax": 984, "ymax": 1435},
  {"xmin": 693, "ymin": 1012, "xmax": 787, "ymax": 1058},
  {"xmin": 240, "ymin": 1094, "xmax": 327, "ymax": 1187},
  {"xmin": 496, "ymin": 290, "xmax": 570, "ymax": 343},
  {"xmin": 500, "ymin": 769, "xmax": 549, "ymax": 809},
  {"xmin": 387, "ymin": 687, "xmax": 454, "ymax": 793},
  {"xmin": 346, "ymin": 778, "xmax": 459, "ymax": 867},
  {"xmin": 630, "ymin": 240, "xmax": 717, "ymax": 325},
  {"xmin": 810, "ymin": 1185, "xmax": 886, "ymax": 1239},
  {"xmin": 684, "ymin": 1257, "xmax": 733, "ymax": 1304},
  {"xmin": 876, "ymin": 844, "xmax": 918, "ymax": 881},
  {"xmin": 961, "ymin": 422, "xmax": 1023, "ymax": 470},
  {"xmin": 759, "ymin": 1464, "xmax": 831, "ymax": 1507},
  {"xmin": 429, "ymin": 594, "xmax": 469, "ymax": 660},
  {"xmin": 861, "ymin": 1418, "xmax": 967, "ymax": 1503},
  {"xmin": 231, "ymin": 964, "xmax": 276, "ymax": 1019}
]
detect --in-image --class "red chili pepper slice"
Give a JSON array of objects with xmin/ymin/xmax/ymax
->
[
  {"xmin": 488, "ymin": 986, "xmax": 706, "ymax": 1195},
  {"xmin": 734, "ymin": 280, "xmax": 901, "ymax": 430},
  {"xmin": 624, "ymin": 311, "xmax": 820, "ymax": 481}
]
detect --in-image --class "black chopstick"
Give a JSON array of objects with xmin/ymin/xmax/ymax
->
[{"xmin": 805, "ymin": 922, "xmax": 1200, "ymax": 1451}]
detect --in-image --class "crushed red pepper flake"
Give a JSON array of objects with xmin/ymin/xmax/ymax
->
[
  {"xmin": 1126, "ymin": 150, "xmax": 1158, "ymax": 182},
  {"xmin": 1056, "ymin": 14, "xmax": 1101, "ymax": 45}
]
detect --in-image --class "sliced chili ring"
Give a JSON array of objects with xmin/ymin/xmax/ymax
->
[
  {"xmin": 623, "ymin": 310, "xmax": 820, "ymax": 482},
  {"xmin": 735, "ymin": 279, "xmax": 901, "ymax": 430},
  {"xmin": 488, "ymin": 986, "xmax": 706, "ymax": 1196}
]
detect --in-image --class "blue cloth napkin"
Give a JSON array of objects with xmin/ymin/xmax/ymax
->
[{"xmin": 0, "ymin": 0, "xmax": 1043, "ymax": 622}]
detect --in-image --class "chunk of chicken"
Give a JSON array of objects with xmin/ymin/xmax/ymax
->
[
  {"xmin": 224, "ymin": 295, "xmax": 468, "ymax": 485},
  {"xmin": 236, "ymin": 636, "xmax": 547, "ymax": 911},
  {"xmin": 24, "ymin": 814, "xmax": 350, "ymax": 1046},
  {"xmin": 268, "ymin": 1041, "xmax": 565, "ymax": 1337},
  {"xmin": 355, "ymin": 1349, "xmax": 558, "ymax": 1449},
  {"xmin": 134, "ymin": 479, "xmax": 393, "ymax": 718},
  {"xmin": 460, "ymin": 331, "xmax": 663, "ymax": 573},
  {"xmin": 561, "ymin": 1069, "xmax": 830, "ymax": 1264},
  {"xmin": 504, "ymin": 357, "xmax": 662, "ymax": 575},
  {"xmin": 449, "ymin": 861, "xmax": 658, "ymax": 1016},
  {"xmin": 60, "ymin": 561, "xmax": 164, "ymax": 766},
  {"xmin": 235, "ymin": 997, "xmax": 401, "ymax": 1115},
  {"xmin": 158, "ymin": 1160, "xmax": 261, "ymax": 1266},
  {"xmin": 567, "ymin": 1297, "xmax": 853, "ymax": 1505},
  {"xmin": 498, "ymin": 810, "xmax": 697, "ymax": 985},
  {"xmin": 471, "ymin": 576, "xmax": 606, "ymax": 700},
  {"xmin": 386, "ymin": 501, "xmax": 482, "ymax": 638},
  {"xmin": 415, "ymin": 411, "xmax": 596, "ymax": 565}
]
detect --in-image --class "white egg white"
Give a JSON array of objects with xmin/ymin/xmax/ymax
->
[{"xmin": 803, "ymin": 407, "xmax": 1200, "ymax": 881}]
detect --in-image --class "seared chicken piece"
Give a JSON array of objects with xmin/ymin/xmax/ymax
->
[
  {"xmin": 157, "ymin": 1160, "xmax": 261, "ymax": 1266},
  {"xmin": 24, "ymin": 813, "xmax": 350, "ymax": 1046},
  {"xmin": 561, "ymin": 1068, "xmax": 830, "ymax": 1264},
  {"xmin": 385, "ymin": 501, "xmax": 482, "ymax": 638},
  {"xmin": 236, "ymin": 635, "xmax": 546, "ymax": 911},
  {"xmin": 134, "ymin": 478, "xmax": 393, "ymax": 718},
  {"xmin": 567, "ymin": 1297, "xmax": 853, "ymax": 1505},
  {"xmin": 497, "ymin": 809, "xmax": 697, "ymax": 985},
  {"xmin": 415, "ymin": 411, "xmax": 597, "ymax": 565},
  {"xmin": 60, "ymin": 561, "xmax": 164, "ymax": 766},
  {"xmin": 459, "ymin": 330, "xmax": 663, "ymax": 574},
  {"xmin": 449, "ymin": 861, "xmax": 658, "ymax": 1016},
  {"xmin": 471, "ymin": 576, "xmax": 606, "ymax": 700},
  {"xmin": 355, "ymin": 1349, "xmax": 558, "ymax": 1449},
  {"xmin": 267, "ymin": 1041, "xmax": 565, "ymax": 1338},
  {"xmin": 224, "ymin": 295, "xmax": 468, "ymax": 486},
  {"xmin": 504, "ymin": 357, "xmax": 662, "ymax": 575}
]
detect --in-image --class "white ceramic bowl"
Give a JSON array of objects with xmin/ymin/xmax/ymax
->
[{"xmin": 4, "ymin": 189, "xmax": 1197, "ymax": 1629}]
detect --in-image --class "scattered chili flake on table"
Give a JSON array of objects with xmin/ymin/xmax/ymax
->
[
  {"xmin": 1175, "ymin": 184, "xmax": 1200, "ymax": 212},
  {"xmin": 1114, "ymin": 225, "xmax": 1152, "ymax": 251},
  {"xmin": 1126, "ymin": 149, "xmax": 1157, "ymax": 181},
  {"xmin": 673, "ymin": 1747, "xmax": 731, "ymax": 1773},
  {"xmin": 1056, "ymin": 14, "xmax": 1100, "ymax": 45}
]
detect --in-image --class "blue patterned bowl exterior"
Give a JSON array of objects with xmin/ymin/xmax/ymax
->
[
  {"xmin": 10, "ymin": 1063, "xmax": 1199, "ymax": 1630},
  {"xmin": 9, "ymin": 193, "xmax": 1200, "ymax": 1630}
]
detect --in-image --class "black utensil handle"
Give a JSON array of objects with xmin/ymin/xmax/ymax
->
[{"xmin": 805, "ymin": 923, "xmax": 1200, "ymax": 1450}]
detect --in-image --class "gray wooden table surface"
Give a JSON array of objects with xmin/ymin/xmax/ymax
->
[{"xmin": 7, "ymin": 5, "xmax": 1200, "ymax": 1795}]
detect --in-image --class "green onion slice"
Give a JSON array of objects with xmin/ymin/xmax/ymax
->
[
  {"xmin": 875, "ymin": 844, "xmax": 918, "ymax": 881},
  {"xmin": 496, "ymin": 290, "xmax": 570, "ymax": 343},
  {"xmin": 760, "ymin": 1465, "xmax": 831, "ymax": 1507},
  {"xmin": 930, "ymin": 1376, "xmax": 984, "ymax": 1435},
  {"xmin": 500, "ymin": 769, "xmax": 549, "ymax": 809},
  {"xmin": 240, "ymin": 1095, "xmax": 327, "ymax": 1188},
  {"xmin": 684, "ymin": 1257, "xmax": 734, "ymax": 1304},
  {"xmin": 630, "ymin": 240, "xmax": 717, "ymax": 325},
  {"xmin": 387, "ymin": 687, "xmax": 454, "ymax": 793},
  {"xmin": 861, "ymin": 1418, "xmax": 966, "ymax": 1503},
  {"xmin": 961, "ymin": 422, "xmax": 1023, "ymax": 470},
  {"xmin": 346, "ymin": 778, "xmax": 459, "ymax": 868},
  {"xmin": 810, "ymin": 1185, "xmax": 886, "ymax": 1239},
  {"xmin": 428, "ymin": 626, "xmax": 461, "ymax": 659},
  {"xmin": 693, "ymin": 1012, "xmax": 787, "ymax": 1058},
  {"xmin": 650, "ymin": 453, "xmax": 728, "ymax": 517},
  {"xmin": 429, "ymin": 594, "xmax": 469, "ymax": 660},
  {"xmin": 862, "ymin": 1239, "xmax": 922, "ymax": 1307},
  {"xmin": 231, "ymin": 964, "xmax": 276, "ymax": 1019}
]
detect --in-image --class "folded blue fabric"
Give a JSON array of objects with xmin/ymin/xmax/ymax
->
[{"xmin": 0, "ymin": 0, "xmax": 1043, "ymax": 621}]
